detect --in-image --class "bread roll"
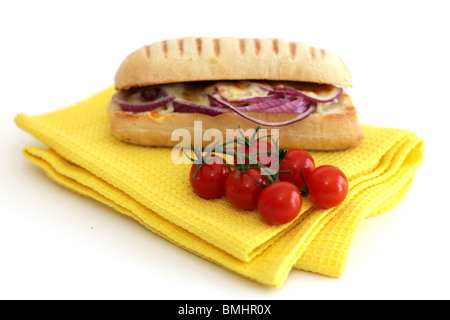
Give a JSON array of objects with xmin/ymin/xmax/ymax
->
[{"xmin": 109, "ymin": 37, "xmax": 363, "ymax": 151}]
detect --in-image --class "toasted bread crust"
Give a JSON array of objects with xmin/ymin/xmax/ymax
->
[
  {"xmin": 115, "ymin": 38, "xmax": 353, "ymax": 90},
  {"xmin": 108, "ymin": 93, "xmax": 363, "ymax": 151}
]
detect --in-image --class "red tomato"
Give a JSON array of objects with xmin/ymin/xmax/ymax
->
[
  {"xmin": 225, "ymin": 168, "xmax": 266, "ymax": 210},
  {"xmin": 257, "ymin": 182, "xmax": 302, "ymax": 225},
  {"xmin": 278, "ymin": 149, "xmax": 315, "ymax": 188},
  {"xmin": 190, "ymin": 161, "xmax": 231, "ymax": 199},
  {"xmin": 308, "ymin": 165, "xmax": 348, "ymax": 209}
]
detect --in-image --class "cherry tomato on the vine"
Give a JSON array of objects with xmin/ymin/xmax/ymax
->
[
  {"xmin": 190, "ymin": 160, "xmax": 231, "ymax": 199},
  {"xmin": 278, "ymin": 149, "xmax": 315, "ymax": 188},
  {"xmin": 308, "ymin": 165, "xmax": 348, "ymax": 209},
  {"xmin": 225, "ymin": 168, "xmax": 267, "ymax": 210},
  {"xmin": 257, "ymin": 182, "xmax": 302, "ymax": 225}
]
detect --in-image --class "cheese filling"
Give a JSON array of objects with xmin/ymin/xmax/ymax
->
[{"xmin": 119, "ymin": 80, "xmax": 339, "ymax": 115}]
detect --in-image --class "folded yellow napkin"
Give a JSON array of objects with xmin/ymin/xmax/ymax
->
[{"xmin": 14, "ymin": 86, "xmax": 424, "ymax": 287}]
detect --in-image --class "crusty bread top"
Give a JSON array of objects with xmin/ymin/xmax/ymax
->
[{"xmin": 114, "ymin": 37, "xmax": 353, "ymax": 90}]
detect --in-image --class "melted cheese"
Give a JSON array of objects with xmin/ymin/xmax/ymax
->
[
  {"xmin": 122, "ymin": 81, "xmax": 339, "ymax": 115},
  {"xmin": 214, "ymin": 81, "xmax": 272, "ymax": 101},
  {"xmin": 162, "ymin": 83, "xmax": 210, "ymax": 106}
]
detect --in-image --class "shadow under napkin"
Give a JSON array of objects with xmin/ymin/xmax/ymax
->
[{"xmin": 14, "ymin": 87, "xmax": 424, "ymax": 287}]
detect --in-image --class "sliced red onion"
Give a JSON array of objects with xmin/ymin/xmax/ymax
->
[
  {"xmin": 209, "ymin": 94, "xmax": 288, "ymax": 111},
  {"xmin": 212, "ymin": 96, "xmax": 316, "ymax": 127},
  {"xmin": 172, "ymin": 99, "xmax": 227, "ymax": 116},
  {"xmin": 271, "ymin": 86, "xmax": 343, "ymax": 103},
  {"xmin": 113, "ymin": 81, "xmax": 324, "ymax": 127},
  {"xmin": 113, "ymin": 92, "xmax": 175, "ymax": 112},
  {"xmin": 209, "ymin": 94, "xmax": 308, "ymax": 114},
  {"xmin": 237, "ymin": 98, "xmax": 293, "ymax": 112},
  {"xmin": 255, "ymin": 99, "xmax": 309, "ymax": 114}
]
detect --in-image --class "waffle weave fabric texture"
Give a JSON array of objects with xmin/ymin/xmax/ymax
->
[{"xmin": 15, "ymin": 86, "xmax": 424, "ymax": 287}]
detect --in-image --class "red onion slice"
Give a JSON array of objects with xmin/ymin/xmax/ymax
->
[
  {"xmin": 210, "ymin": 94, "xmax": 308, "ymax": 114},
  {"xmin": 113, "ymin": 92, "xmax": 175, "ymax": 112},
  {"xmin": 237, "ymin": 98, "xmax": 293, "ymax": 112},
  {"xmin": 271, "ymin": 86, "xmax": 343, "ymax": 103},
  {"xmin": 172, "ymin": 99, "xmax": 227, "ymax": 116},
  {"xmin": 256, "ymin": 99, "xmax": 309, "ymax": 114},
  {"xmin": 209, "ymin": 94, "xmax": 289, "ymax": 111},
  {"xmin": 212, "ymin": 96, "xmax": 316, "ymax": 127}
]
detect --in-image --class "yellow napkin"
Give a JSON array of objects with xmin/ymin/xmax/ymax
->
[{"xmin": 14, "ymin": 86, "xmax": 424, "ymax": 287}]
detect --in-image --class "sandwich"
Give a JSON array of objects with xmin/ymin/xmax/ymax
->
[{"xmin": 108, "ymin": 37, "xmax": 364, "ymax": 150}]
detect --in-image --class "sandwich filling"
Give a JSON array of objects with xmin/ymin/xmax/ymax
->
[{"xmin": 112, "ymin": 81, "xmax": 344, "ymax": 127}]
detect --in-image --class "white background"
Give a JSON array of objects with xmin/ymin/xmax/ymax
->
[{"xmin": 1, "ymin": 0, "xmax": 449, "ymax": 300}]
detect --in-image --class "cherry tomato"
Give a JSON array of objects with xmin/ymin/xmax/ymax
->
[
  {"xmin": 225, "ymin": 168, "xmax": 266, "ymax": 210},
  {"xmin": 190, "ymin": 160, "xmax": 231, "ymax": 199},
  {"xmin": 308, "ymin": 165, "xmax": 348, "ymax": 209},
  {"xmin": 257, "ymin": 182, "xmax": 302, "ymax": 225},
  {"xmin": 278, "ymin": 149, "xmax": 315, "ymax": 188}
]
